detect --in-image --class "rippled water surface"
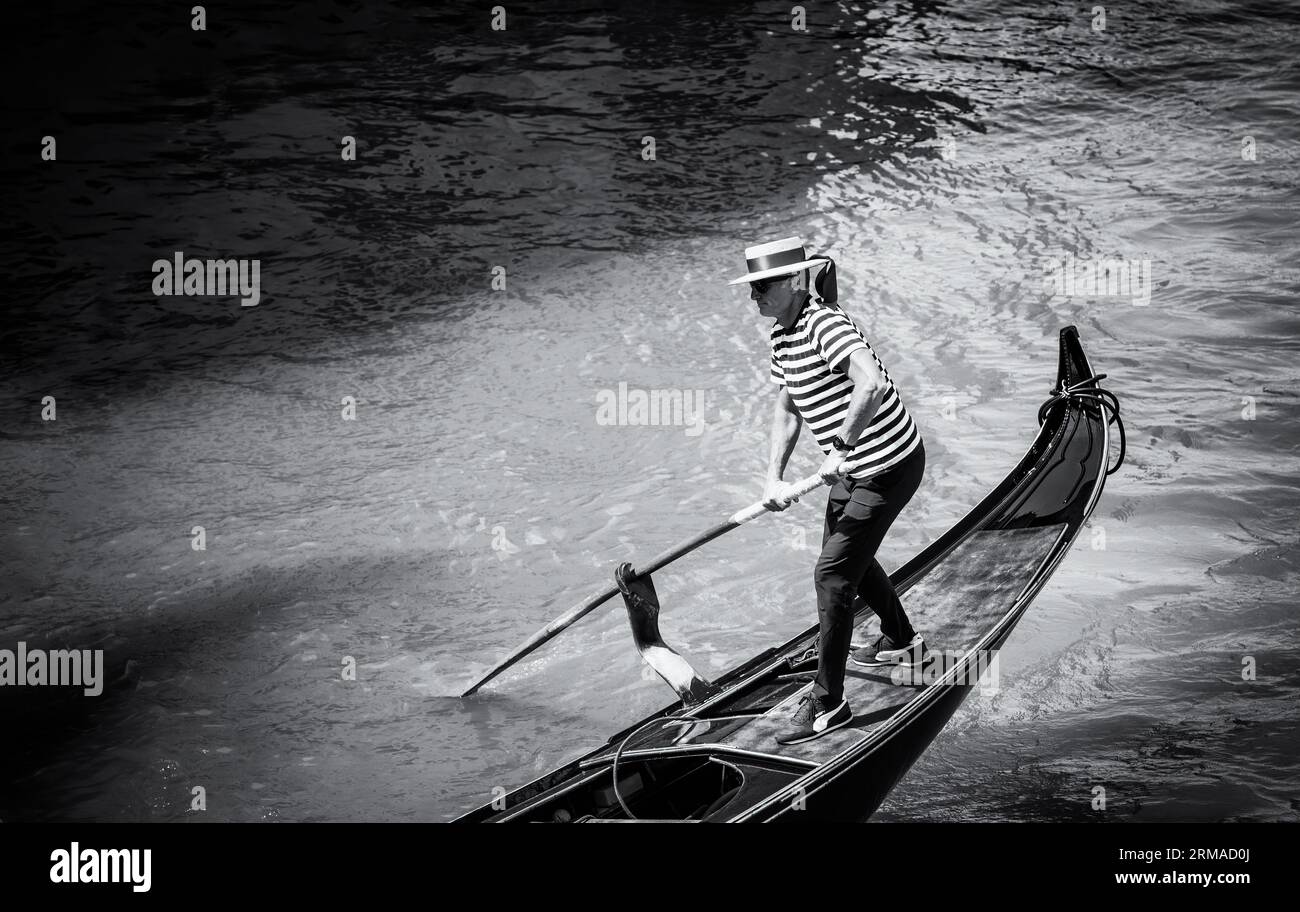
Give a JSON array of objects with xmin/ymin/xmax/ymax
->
[{"xmin": 1, "ymin": 0, "xmax": 1296, "ymax": 821}]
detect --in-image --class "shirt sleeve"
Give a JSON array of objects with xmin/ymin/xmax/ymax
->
[
  {"xmin": 808, "ymin": 308, "xmax": 869, "ymax": 374},
  {"xmin": 770, "ymin": 344, "xmax": 785, "ymax": 386}
]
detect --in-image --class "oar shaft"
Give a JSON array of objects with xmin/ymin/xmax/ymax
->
[
  {"xmin": 633, "ymin": 519, "xmax": 736, "ymax": 578},
  {"xmin": 460, "ymin": 584, "xmax": 621, "ymax": 696},
  {"xmin": 460, "ymin": 472, "xmax": 827, "ymax": 696},
  {"xmin": 731, "ymin": 471, "xmax": 827, "ymax": 524},
  {"xmin": 633, "ymin": 472, "xmax": 826, "ymax": 575}
]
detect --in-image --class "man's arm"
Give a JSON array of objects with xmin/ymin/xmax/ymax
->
[
  {"xmin": 835, "ymin": 349, "xmax": 888, "ymax": 445},
  {"xmin": 814, "ymin": 350, "xmax": 887, "ymax": 483},
  {"xmin": 763, "ymin": 387, "xmax": 803, "ymax": 509},
  {"xmin": 767, "ymin": 386, "xmax": 801, "ymax": 482}
]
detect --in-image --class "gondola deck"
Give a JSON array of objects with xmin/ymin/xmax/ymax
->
[{"xmin": 717, "ymin": 523, "xmax": 1068, "ymax": 764}]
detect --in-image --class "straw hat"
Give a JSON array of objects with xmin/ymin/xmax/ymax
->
[{"xmin": 727, "ymin": 236, "xmax": 831, "ymax": 285}]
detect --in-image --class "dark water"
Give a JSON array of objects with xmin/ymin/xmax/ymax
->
[{"xmin": 1, "ymin": 0, "xmax": 1296, "ymax": 821}]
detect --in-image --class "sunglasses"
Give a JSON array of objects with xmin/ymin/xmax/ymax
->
[{"xmin": 749, "ymin": 276, "xmax": 789, "ymax": 295}]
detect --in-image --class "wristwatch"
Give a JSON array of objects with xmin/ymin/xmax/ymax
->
[{"xmin": 830, "ymin": 436, "xmax": 855, "ymax": 453}]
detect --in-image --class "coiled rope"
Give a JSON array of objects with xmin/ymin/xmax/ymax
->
[{"xmin": 1037, "ymin": 373, "xmax": 1126, "ymax": 475}]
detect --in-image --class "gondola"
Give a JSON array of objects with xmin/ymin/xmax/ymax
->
[{"xmin": 455, "ymin": 325, "xmax": 1124, "ymax": 822}]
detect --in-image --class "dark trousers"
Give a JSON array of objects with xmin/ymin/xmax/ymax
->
[{"xmin": 812, "ymin": 442, "xmax": 925, "ymax": 704}]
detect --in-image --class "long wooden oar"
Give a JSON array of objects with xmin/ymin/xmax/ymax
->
[{"xmin": 460, "ymin": 472, "xmax": 829, "ymax": 697}]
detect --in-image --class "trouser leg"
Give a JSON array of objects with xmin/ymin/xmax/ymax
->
[
  {"xmin": 857, "ymin": 558, "xmax": 914, "ymax": 643},
  {"xmin": 811, "ymin": 445, "xmax": 925, "ymax": 704}
]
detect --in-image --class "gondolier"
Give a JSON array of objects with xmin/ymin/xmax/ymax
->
[{"xmin": 729, "ymin": 236, "xmax": 928, "ymax": 745}]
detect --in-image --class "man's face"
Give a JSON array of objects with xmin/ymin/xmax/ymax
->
[{"xmin": 750, "ymin": 274, "xmax": 798, "ymax": 319}]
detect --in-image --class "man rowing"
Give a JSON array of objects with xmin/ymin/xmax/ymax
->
[{"xmin": 729, "ymin": 236, "xmax": 928, "ymax": 745}]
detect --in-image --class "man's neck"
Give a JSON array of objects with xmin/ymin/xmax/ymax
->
[{"xmin": 775, "ymin": 290, "xmax": 812, "ymax": 330}]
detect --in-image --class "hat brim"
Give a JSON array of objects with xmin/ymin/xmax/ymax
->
[{"xmin": 727, "ymin": 257, "xmax": 831, "ymax": 286}]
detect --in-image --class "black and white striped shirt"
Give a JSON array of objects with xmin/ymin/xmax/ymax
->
[{"xmin": 770, "ymin": 299, "xmax": 922, "ymax": 480}]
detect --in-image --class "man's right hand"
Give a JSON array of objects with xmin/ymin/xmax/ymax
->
[{"xmin": 762, "ymin": 479, "xmax": 801, "ymax": 511}]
